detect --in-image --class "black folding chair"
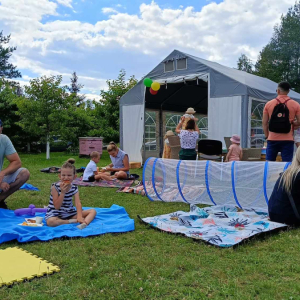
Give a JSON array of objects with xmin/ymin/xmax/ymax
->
[{"xmin": 197, "ymin": 139, "xmax": 223, "ymax": 161}]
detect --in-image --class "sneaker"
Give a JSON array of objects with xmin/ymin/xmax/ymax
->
[{"xmin": 0, "ymin": 200, "xmax": 8, "ymax": 209}]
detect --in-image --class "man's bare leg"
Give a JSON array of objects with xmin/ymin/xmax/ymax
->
[{"xmin": 0, "ymin": 169, "xmax": 30, "ymax": 202}]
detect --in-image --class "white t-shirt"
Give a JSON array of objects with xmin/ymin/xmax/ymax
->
[
  {"xmin": 83, "ymin": 160, "xmax": 97, "ymax": 181},
  {"xmin": 179, "ymin": 130, "xmax": 199, "ymax": 149}
]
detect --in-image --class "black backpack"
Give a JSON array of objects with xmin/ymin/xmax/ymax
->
[{"xmin": 269, "ymin": 98, "xmax": 291, "ymax": 134}]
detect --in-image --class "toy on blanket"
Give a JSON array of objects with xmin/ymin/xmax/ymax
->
[{"xmin": 14, "ymin": 204, "xmax": 47, "ymax": 216}]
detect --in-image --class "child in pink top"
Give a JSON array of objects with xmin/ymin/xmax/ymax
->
[{"xmin": 225, "ymin": 135, "xmax": 243, "ymax": 162}]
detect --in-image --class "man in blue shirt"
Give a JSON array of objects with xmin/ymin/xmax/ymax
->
[{"xmin": 0, "ymin": 120, "xmax": 30, "ymax": 208}]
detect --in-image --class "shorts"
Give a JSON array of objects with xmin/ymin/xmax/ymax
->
[
  {"xmin": 266, "ymin": 141, "xmax": 294, "ymax": 162},
  {"xmin": 0, "ymin": 168, "xmax": 26, "ymax": 192}
]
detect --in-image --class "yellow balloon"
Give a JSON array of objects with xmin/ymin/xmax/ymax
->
[{"xmin": 151, "ymin": 82, "xmax": 160, "ymax": 91}]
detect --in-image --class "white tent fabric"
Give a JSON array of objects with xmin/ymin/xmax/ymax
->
[
  {"xmin": 122, "ymin": 104, "xmax": 144, "ymax": 163},
  {"xmin": 208, "ymin": 96, "xmax": 242, "ymax": 145}
]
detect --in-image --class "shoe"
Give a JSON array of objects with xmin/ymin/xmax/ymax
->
[{"xmin": 0, "ymin": 201, "xmax": 8, "ymax": 209}]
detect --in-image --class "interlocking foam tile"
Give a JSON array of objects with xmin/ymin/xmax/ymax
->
[{"xmin": 0, "ymin": 247, "xmax": 60, "ymax": 287}]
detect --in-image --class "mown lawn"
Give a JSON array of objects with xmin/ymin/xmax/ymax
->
[{"xmin": 1, "ymin": 152, "xmax": 300, "ymax": 300}]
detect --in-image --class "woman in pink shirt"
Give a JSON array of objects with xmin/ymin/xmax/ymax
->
[{"xmin": 225, "ymin": 135, "xmax": 243, "ymax": 162}]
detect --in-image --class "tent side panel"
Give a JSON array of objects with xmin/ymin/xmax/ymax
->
[
  {"xmin": 122, "ymin": 104, "xmax": 144, "ymax": 163},
  {"xmin": 208, "ymin": 96, "xmax": 242, "ymax": 147}
]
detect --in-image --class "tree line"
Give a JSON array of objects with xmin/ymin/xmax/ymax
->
[
  {"xmin": 237, "ymin": 2, "xmax": 300, "ymax": 93},
  {"xmin": 0, "ymin": 32, "xmax": 137, "ymax": 158}
]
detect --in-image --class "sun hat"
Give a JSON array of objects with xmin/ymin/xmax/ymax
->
[
  {"xmin": 164, "ymin": 130, "xmax": 175, "ymax": 139},
  {"xmin": 186, "ymin": 107, "xmax": 196, "ymax": 114},
  {"xmin": 230, "ymin": 134, "xmax": 241, "ymax": 144}
]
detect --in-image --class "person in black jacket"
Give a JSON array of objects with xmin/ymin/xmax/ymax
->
[{"xmin": 269, "ymin": 147, "xmax": 300, "ymax": 226}]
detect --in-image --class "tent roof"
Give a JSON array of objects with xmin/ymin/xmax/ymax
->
[
  {"xmin": 120, "ymin": 49, "xmax": 300, "ymax": 106},
  {"xmin": 185, "ymin": 51, "xmax": 300, "ymax": 100}
]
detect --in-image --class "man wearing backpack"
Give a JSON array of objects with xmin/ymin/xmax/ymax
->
[{"xmin": 263, "ymin": 82, "xmax": 300, "ymax": 162}]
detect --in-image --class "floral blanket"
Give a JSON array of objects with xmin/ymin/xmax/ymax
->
[
  {"xmin": 141, "ymin": 205, "xmax": 287, "ymax": 247},
  {"xmin": 73, "ymin": 178, "xmax": 134, "ymax": 188}
]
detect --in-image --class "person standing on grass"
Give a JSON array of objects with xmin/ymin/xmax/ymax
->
[
  {"xmin": 262, "ymin": 82, "xmax": 300, "ymax": 162},
  {"xmin": 176, "ymin": 118, "xmax": 200, "ymax": 160},
  {"xmin": 0, "ymin": 119, "xmax": 30, "ymax": 209},
  {"xmin": 225, "ymin": 134, "xmax": 243, "ymax": 162}
]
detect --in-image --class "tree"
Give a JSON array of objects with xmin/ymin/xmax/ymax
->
[
  {"xmin": 15, "ymin": 75, "xmax": 75, "ymax": 159},
  {"xmin": 67, "ymin": 71, "xmax": 85, "ymax": 106},
  {"xmin": 255, "ymin": 2, "xmax": 300, "ymax": 92},
  {"xmin": 0, "ymin": 79, "xmax": 24, "ymax": 147},
  {"xmin": 237, "ymin": 54, "xmax": 254, "ymax": 73},
  {"xmin": 59, "ymin": 101, "xmax": 95, "ymax": 147},
  {"xmin": 90, "ymin": 69, "xmax": 138, "ymax": 142},
  {"xmin": 0, "ymin": 31, "xmax": 21, "ymax": 79}
]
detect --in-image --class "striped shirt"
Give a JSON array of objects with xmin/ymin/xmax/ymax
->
[{"xmin": 45, "ymin": 182, "xmax": 78, "ymax": 220}]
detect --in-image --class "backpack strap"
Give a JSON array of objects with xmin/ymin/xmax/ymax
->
[{"xmin": 275, "ymin": 98, "xmax": 291, "ymax": 105}]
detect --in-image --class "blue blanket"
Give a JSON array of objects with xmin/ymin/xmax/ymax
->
[{"xmin": 0, "ymin": 205, "xmax": 134, "ymax": 244}]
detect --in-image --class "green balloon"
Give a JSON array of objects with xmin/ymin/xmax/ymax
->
[{"xmin": 143, "ymin": 78, "xmax": 153, "ymax": 87}]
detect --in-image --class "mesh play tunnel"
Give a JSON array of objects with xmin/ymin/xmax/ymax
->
[{"xmin": 143, "ymin": 158, "xmax": 290, "ymax": 210}]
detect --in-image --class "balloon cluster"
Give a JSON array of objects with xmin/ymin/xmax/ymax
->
[{"xmin": 143, "ymin": 78, "xmax": 160, "ymax": 95}]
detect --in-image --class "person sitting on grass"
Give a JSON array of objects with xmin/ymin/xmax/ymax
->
[
  {"xmin": 83, "ymin": 151, "xmax": 100, "ymax": 182},
  {"xmin": 0, "ymin": 119, "xmax": 30, "ymax": 208},
  {"xmin": 268, "ymin": 147, "xmax": 300, "ymax": 226},
  {"xmin": 83, "ymin": 151, "xmax": 113, "ymax": 182},
  {"xmin": 100, "ymin": 142, "xmax": 130, "ymax": 180},
  {"xmin": 225, "ymin": 134, "xmax": 243, "ymax": 162},
  {"xmin": 45, "ymin": 159, "xmax": 96, "ymax": 229}
]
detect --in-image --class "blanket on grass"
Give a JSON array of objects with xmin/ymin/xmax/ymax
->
[
  {"xmin": 0, "ymin": 205, "xmax": 134, "ymax": 245},
  {"xmin": 141, "ymin": 205, "xmax": 287, "ymax": 247},
  {"xmin": 73, "ymin": 177, "xmax": 134, "ymax": 188},
  {"xmin": 116, "ymin": 182, "xmax": 145, "ymax": 196}
]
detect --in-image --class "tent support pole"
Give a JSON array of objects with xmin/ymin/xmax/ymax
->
[
  {"xmin": 159, "ymin": 85, "xmax": 185, "ymax": 157},
  {"xmin": 143, "ymin": 105, "xmax": 146, "ymax": 164}
]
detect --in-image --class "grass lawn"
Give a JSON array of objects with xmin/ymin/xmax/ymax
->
[{"xmin": 1, "ymin": 152, "xmax": 300, "ymax": 300}]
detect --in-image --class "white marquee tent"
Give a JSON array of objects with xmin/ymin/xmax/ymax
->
[{"xmin": 120, "ymin": 49, "xmax": 300, "ymax": 163}]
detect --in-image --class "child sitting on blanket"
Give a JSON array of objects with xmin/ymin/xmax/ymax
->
[
  {"xmin": 83, "ymin": 151, "xmax": 115, "ymax": 182},
  {"xmin": 225, "ymin": 134, "xmax": 243, "ymax": 162},
  {"xmin": 45, "ymin": 159, "xmax": 96, "ymax": 229}
]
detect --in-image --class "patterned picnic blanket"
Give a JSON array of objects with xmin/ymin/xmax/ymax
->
[
  {"xmin": 73, "ymin": 177, "xmax": 134, "ymax": 188},
  {"xmin": 141, "ymin": 205, "xmax": 287, "ymax": 247}
]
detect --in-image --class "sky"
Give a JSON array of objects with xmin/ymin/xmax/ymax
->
[{"xmin": 0, "ymin": 0, "xmax": 296, "ymax": 101}]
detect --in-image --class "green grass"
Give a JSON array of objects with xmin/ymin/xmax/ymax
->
[{"xmin": 1, "ymin": 152, "xmax": 300, "ymax": 300}]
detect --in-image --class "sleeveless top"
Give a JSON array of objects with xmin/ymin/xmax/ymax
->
[
  {"xmin": 45, "ymin": 182, "xmax": 78, "ymax": 220},
  {"xmin": 110, "ymin": 149, "xmax": 129, "ymax": 174}
]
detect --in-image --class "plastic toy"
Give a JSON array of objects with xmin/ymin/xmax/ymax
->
[{"xmin": 14, "ymin": 204, "xmax": 47, "ymax": 216}]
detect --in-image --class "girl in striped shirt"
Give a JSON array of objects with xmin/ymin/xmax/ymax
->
[{"xmin": 45, "ymin": 159, "xmax": 96, "ymax": 229}]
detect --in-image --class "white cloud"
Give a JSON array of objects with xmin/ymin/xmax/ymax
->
[
  {"xmin": 102, "ymin": 7, "xmax": 119, "ymax": 14},
  {"xmin": 55, "ymin": 0, "xmax": 73, "ymax": 8},
  {"xmin": 84, "ymin": 93, "xmax": 101, "ymax": 102},
  {"xmin": 9, "ymin": 0, "xmax": 292, "ymax": 65},
  {"xmin": 0, "ymin": 0, "xmax": 297, "ymax": 98}
]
